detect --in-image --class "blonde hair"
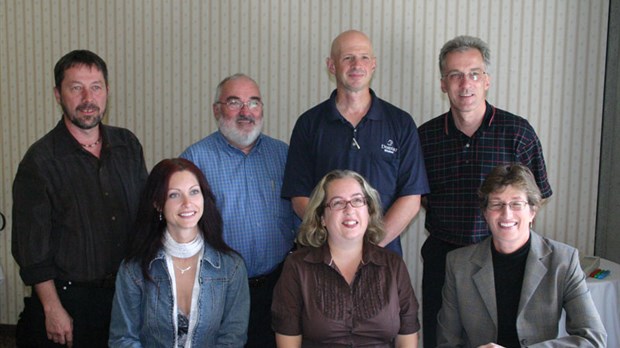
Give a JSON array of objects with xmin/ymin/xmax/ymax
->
[{"xmin": 296, "ymin": 170, "xmax": 385, "ymax": 247}]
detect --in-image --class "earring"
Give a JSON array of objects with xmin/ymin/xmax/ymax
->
[{"xmin": 159, "ymin": 212, "xmax": 163, "ymax": 221}]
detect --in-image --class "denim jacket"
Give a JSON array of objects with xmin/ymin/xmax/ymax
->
[{"xmin": 109, "ymin": 244, "xmax": 250, "ymax": 347}]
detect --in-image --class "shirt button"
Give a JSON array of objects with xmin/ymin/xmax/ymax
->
[
  {"xmin": 111, "ymin": 216, "xmax": 116, "ymax": 221},
  {"xmin": 104, "ymin": 192, "xmax": 109, "ymax": 196},
  {"xmin": 465, "ymin": 143, "xmax": 470, "ymax": 148}
]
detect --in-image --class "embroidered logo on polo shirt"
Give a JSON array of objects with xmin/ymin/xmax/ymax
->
[{"xmin": 381, "ymin": 139, "xmax": 398, "ymax": 154}]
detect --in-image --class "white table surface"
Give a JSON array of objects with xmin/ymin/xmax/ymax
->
[{"xmin": 559, "ymin": 258, "xmax": 620, "ymax": 347}]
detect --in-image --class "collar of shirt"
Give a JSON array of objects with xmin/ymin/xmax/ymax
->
[
  {"xmin": 326, "ymin": 89, "xmax": 384, "ymax": 125},
  {"xmin": 443, "ymin": 101, "xmax": 497, "ymax": 136},
  {"xmin": 302, "ymin": 241, "xmax": 389, "ymax": 268},
  {"xmin": 53, "ymin": 119, "xmax": 131, "ymax": 157}
]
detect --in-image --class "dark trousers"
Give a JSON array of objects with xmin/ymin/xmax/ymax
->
[
  {"xmin": 421, "ymin": 236, "xmax": 462, "ymax": 348},
  {"xmin": 245, "ymin": 264, "xmax": 283, "ymax": 348},
  {"xmin": 16, "ymin": 281, "xmax": 115, "ymax": 348}
]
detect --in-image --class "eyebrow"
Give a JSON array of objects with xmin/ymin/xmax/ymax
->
[{"xmin": 225, "ymin": 96, "xmax": 262, "ymax": 101}]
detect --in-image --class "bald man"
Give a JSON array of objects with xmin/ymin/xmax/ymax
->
[{"xmin": 282, "ymin": 30, "xmax": 429, "ymax": 256}]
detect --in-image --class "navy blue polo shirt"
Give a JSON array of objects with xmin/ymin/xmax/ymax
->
[{"xmin": 282, "ymin": 89, "xmax": 430, "ymax": 255}]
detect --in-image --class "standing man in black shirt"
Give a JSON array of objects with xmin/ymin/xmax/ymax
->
[{"xmin": 12, "ymin": 50, "xmax": 148, "ymax": 347}]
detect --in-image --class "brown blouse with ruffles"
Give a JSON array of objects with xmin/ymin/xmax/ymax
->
[{"xmin": 271, "ymin": 242, "xmax": 420, "ymax": 347}]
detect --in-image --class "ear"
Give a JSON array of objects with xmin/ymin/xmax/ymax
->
[
  {"xmin": 320, "ymin": 214, "xmax": 326, "ymax": 227},
  {"xmin": 440, "ymin": 78, "xmax": 448, "ymax": 93},
  {"xmin": 212, "ymin": 103, "xmax": 221, "ymax": 121},
  {"xmin": 483, "ymin": 73, "xmax": 491, "ymax": 91},
  {"xmin": 53, "ymin": 87, "xmax": 62, "ymax": 104},
  {"xmin": 326, "ymin": 57, "xmax": 336, "ymax": 75}
]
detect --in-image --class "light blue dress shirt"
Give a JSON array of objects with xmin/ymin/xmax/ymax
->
[{"xmin": 181, "ymin": 131, "xmax": 297, "ymax": 277}]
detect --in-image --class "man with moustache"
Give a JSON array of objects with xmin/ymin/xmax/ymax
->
[
  {"xmin": 12, "ymin": 50, "xmax": 148, "ymax": 347},
  {"xmin": 282, "ymin": 30, "xmax": 429, "ymax": 256},
  {"xmin": 418, "ymin": 35, "xmax": 552, "ymax": 348},
  {"xmin": 181, "ymin": 73, "xmax": 297, "ymax": 347}
]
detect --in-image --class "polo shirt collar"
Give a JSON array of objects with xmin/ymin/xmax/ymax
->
[
  {"xmin": 443, "ymin": 101, "xmax": 496, "ymax": 136},
  {"xmin": 327, "ymin": 88, "xmax": 384, "ymax": 123}
]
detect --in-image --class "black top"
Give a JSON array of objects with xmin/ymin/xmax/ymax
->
[
  {"xmin": 492, "ymin": 235, "xmax": 531, "ymax": 348},
  {"xmin": 12, "ymin": 119, "xmax": 148, "ymax": 284}
]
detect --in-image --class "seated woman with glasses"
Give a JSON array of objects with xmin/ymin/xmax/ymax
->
[
  {"xmin": 109, "ymin": 158, "xmax": 250, "ymax": 347},
  {"xmin": 437, "ymin": 163, "xmax": 606, "ymax": 348},
  {"xmin": 271, "ymin": 169, "xmax": 420, "ymax": 347}
]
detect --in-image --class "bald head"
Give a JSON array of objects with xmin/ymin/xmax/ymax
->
[{"xmin": 330, "ymin": 30, "xmax": 374, "ymax": 60}]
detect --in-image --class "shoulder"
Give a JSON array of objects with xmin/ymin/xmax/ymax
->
[
  {"xmin": 203, "ymin": 245, "xmax": 247, "ymax": 275},
  {"xmin": 102, "ymin": 124, "xmax": 142, "ymax": 146},
  {"xmin": 446, "ymin": 238, "xmax": 488, "ymax": 263},
  {"xmin": 295, "ymin": 99, "xmax": 333, "ymax": 125},
  {"xmin": 258, "ymin": 134, "xmax": 288, "ymax": 151},
  {"xmin": 491, "ymin": 106, "xmax": 535, "ymax": 129},
  {"xmin": 180, "ymin": 132, "xmax": 223, "ymax": 162},
  {"xmin": 371, "ymin": 95, "xmax": 415, "ymax": 124},
  {"xmin": 531, "ymin": 232, "xmax": 577, "ymax": 259},
  {"xmin": 366, "ymin": 243, "xmax": 407, "ymax": 268},
  {"xmin": 419, "ymin": 114, "xmax": 445, "ymax": 132}
]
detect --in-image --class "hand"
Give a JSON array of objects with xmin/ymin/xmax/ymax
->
[
  {"xmin": 44, "ymin": 303, "xmax": 74, "ymax": 347},
  {"xmin": 477, "ymin": 344, "xmax": 505, "ymax": 348}
]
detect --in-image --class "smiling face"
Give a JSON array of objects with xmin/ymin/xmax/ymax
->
[
  {"xmin": 214, "ymin": 77, "xmax": 264, "ymax": 152},
  {"xmin": 54, "ymin": 65, "xmax": 109, "ymax": 130},
  {"xmin": 483, "ymin": 185, "xmax": 536, "ymax": 254},
  {"xmin": 327, "ymin": 31, "xmax": 377, "ymax": 93},
  {"xmin": 163, "ymin": 170, "xmax": 204, "ymax": 242},
  {"xmin": 321, "ymin": 177, "xmax": 369, "ymax": 247},
  {"xmin": 440, "ymin": 48, "xmax": 490, "ymax": 118}
]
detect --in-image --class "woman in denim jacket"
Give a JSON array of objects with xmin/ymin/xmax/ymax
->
[{"xmin": 109, "ymin": 158, "xmax": 250, "ymax": 347}]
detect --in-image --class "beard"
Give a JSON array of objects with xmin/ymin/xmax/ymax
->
[
  {"xmin": 218, "ymin": 114, "xmax": 263, "ymax": 148},
  {"xmin": 61, "ymin": 101, "xmax": 105, "ymax": 130}
]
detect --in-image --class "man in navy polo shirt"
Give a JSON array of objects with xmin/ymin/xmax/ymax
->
[
  {"xmin": 418, "ymin": 35, "xmax": 553, "ymax": 348},
  {"xmin": 282, "ymin": 30, "xmax": 429, "ymax": 256}
]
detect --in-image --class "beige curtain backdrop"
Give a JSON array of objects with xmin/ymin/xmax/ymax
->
[{"xmin": 0, "ymin": 0, "xmax": 609, "ymax": 335}]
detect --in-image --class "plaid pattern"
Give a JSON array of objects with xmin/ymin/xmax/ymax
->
[
  {"xmin": 181, "ymin": 132, "xmax": 297, "ymax": 277},
  {"xmin": 419, "ymin": 102, "xmax": 552, "ymax": 245}
]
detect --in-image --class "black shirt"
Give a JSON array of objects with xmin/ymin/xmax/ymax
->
[
  {"xmin": 493, "ymin": 235, "xmax": 531, "ymax": 348},
  {"xmin": 12, "ymin": 119, "xmax": 147, "ymax": 284}
]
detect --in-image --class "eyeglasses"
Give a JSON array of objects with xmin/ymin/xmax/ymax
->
[
  {"xmin": 486, "ymin": 200, "xmax": 529, "ymax": 211},
  {"xmin": 443, "ymin": 71, "xmax": 486, "ymax": 83},
  {"xmin": 216, "ymin": 98, "xmax": 263, "ymax": 111},
  {"xmin": 325, "ymin": 197, "xmax": 367, "ymax": 210}
]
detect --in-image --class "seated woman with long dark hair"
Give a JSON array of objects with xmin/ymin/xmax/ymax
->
[{"xmin": 109, "ymin": 158, "xmax": 249, "ymax": 347}]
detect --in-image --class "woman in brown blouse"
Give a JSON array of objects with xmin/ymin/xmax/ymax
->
[{"xmin": 271, "ymin": 169, "xmax": 420, "ymax": 347}]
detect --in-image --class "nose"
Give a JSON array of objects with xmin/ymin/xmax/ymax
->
[{"xmin": 81, "ymin": 88, "xmax": 93, "ymax": 101}]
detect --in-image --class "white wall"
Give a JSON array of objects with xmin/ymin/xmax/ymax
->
[{"xmin": 0, "ymin": 0, "xmax": 609, "ymax": 334}]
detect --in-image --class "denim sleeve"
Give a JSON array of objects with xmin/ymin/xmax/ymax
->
[
  {"xmin": 215, "ymin": 254, "xmax": 250, "ymax": 346},
  {"xmin": 109, "ymin": 261, "xmax": 144, "ymax": 348}
]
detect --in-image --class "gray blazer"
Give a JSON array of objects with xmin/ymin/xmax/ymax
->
[{"xmin": 437, "ymin": 231, "xmax": 607, "ymax": 347}]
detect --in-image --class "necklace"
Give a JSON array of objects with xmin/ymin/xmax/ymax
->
[
  {"xmin": 174, "ymin": 263, "xmax": 192, "ymax": 274},
  {"xmin": 80, "ymin": 137, "xmax": 102, "ymax": 148}
]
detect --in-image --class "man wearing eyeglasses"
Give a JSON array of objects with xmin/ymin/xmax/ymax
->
[
  {"xmin": 417, "ymin": 35, "xmax": 553, "ymax": 348},
  {"xmin": 180, "ymin": 74, "xmax": 297, "ymax": 347},
  {"xmin": 282, "ymin": 30, "xmax": 430, "ymax": 257}
]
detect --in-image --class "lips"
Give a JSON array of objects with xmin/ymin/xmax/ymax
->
[
  {"xmin": 342, "ymin": 219, "xmax": 359, "ymax": 227},
  {"xmin": 179, "ymin": 211, "xmax": 197, "ymax": 218},
  {"xmin": 77, "ymin": 104, "xmax": 100, "ymax": 114},
  {"xmin": 499, "ymin": 221, "xmax": 518, "ymax": 228}
]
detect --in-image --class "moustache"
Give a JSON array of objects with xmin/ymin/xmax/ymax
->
[
  {"xmin": 236, "ymin": 115, "xmax": 255, "ymax": 124},
  {"xmin": 77, "ymin": 103, "xmax": 100, "ymax": 112}
]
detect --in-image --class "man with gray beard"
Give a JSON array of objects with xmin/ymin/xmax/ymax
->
[
  {"xmin": 180, "ymin": 73, "xmax": 297, "ymax": 348},
  {"xmin": 12, "ymin": 50, "xmax": 147, "ymax": 347}
]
